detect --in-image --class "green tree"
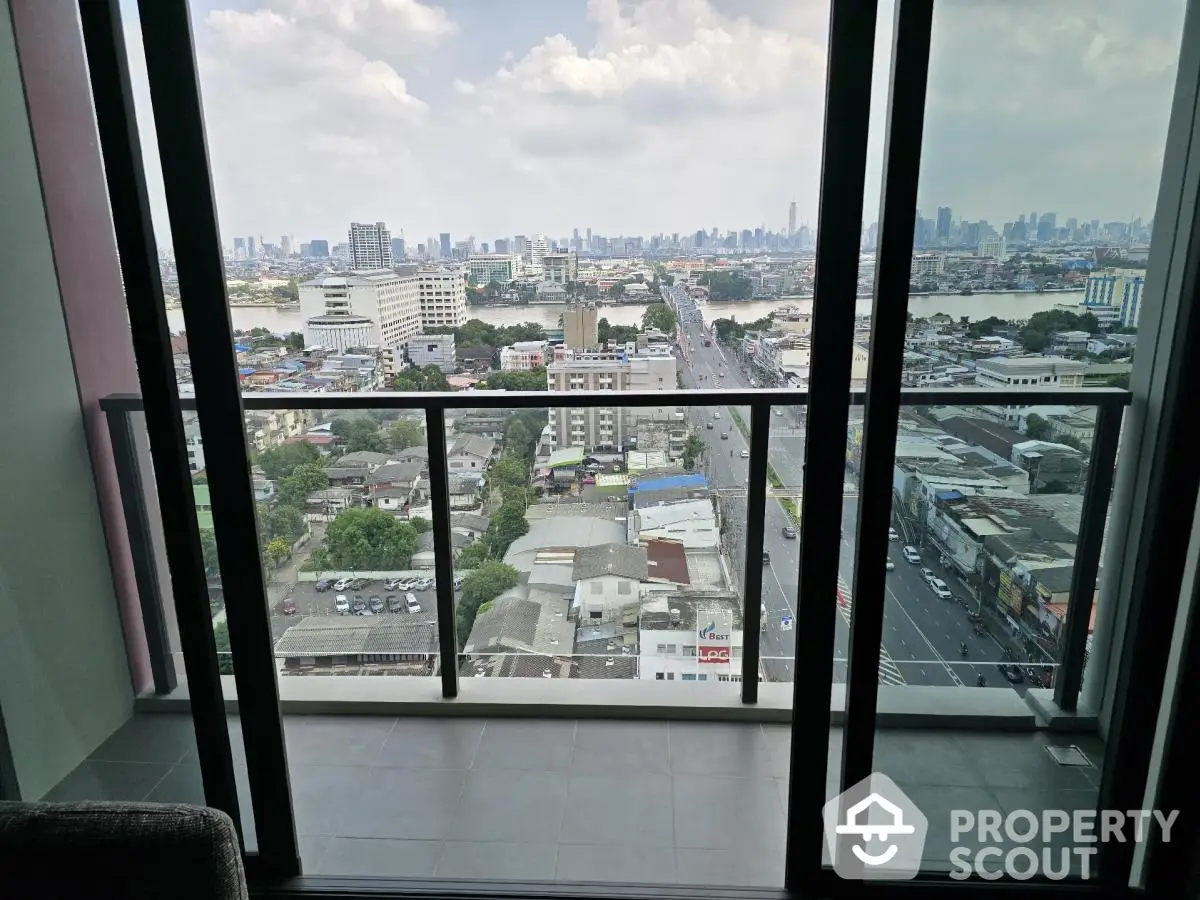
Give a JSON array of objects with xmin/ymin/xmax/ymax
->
[
  {"xmin": 394, "ymin": 364, "xmax": 451, "ymax": 392},
  {"xmin": 486, "ymin": 500, "xmax": 530, "ymax": 558},
  {"xmin": 1105, "ymin": 373, "xmax": 1131, "ymax": 390},
  {"xmin": 264, "ymin": 537, "xmax": 291, "ymax": 568},
  {"xmin": 284, "ymin": 331, "xmax": 305, "ymax": 351},
  {"xmin": 699, "ymin": 271, "xmax": 752, "ymax": 300},
  {"xmin": 277, "ymin": 463, "xmax": 329, "ymax": 508},
  {"xmin": 199, "ymin": 527, "xmax": 221, "ymax": 581},
  {"xmin": 503, "ymin": 409, "xmax": 548, "ymax": 461},
  {"xmin": 213, "ymin": 621, "xmax": 233, "ymax": 674},
  {"xmin": 303, "ymin": 547, "xmax": 330, "ymax": 572},
  {"xmin": 488, "ymin": 454, "xmax": 528, "ymax": 492},
  {"xmin": 409, "ymin": 516, "xmax": 431, "ymax": 534},
  {"xmin": 682, "ymin": 433, "xmax": 705, "ymax": 471},
  {"xmin": 257, "ymin": 440, "xmax": 322, "ymax": 481},
  {"xmin": 261, "ymin": 503, "xmax": 306, "ymax": 543},
  {"xmin": 455, "ymin": 540, "xmax": 491, "ymax": 569},
  {"xmin": 641, "ymin": 302, "xmax": 677, "ymax": 334},
  {"xmin": 1024, "ymin": 413, "xmax": 1053, "ymax": 441},
  {"xmin": 389, "ymin": 418, "xmax": 425, "ymax": 451},
  {"xmin": 324, "ymin": 508, "xmax": 419, "ymax": 570},
  {"xmin": 456, "ymin": 560, "xmax": 519, "ymax": 647},
  {"xmin": 597, "ymin": 318, "xmax": 639, "ymax": 345},
  {"xmin": 480, "ymin": 369, "xmax": 548, "ymax": 391},
  {"xmin": 332, "ymin": 417, "xmax": 387, "ymax": 453}
]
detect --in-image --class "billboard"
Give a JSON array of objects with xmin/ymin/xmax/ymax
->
[{"xmin": 697, "ymin": 613, "xmax": 733, "ymax": 665}]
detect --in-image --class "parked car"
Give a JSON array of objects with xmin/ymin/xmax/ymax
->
[
  {"xmin": 333, "ymin": 578, "xmax": 354, "ymax": 592},
  {"xmin": 405, "ymin": 593, "xmax": 422, "ymax": 613},
  {"xmin": 394, "ymin": 577, "xmax": 419, "ymax": 591},
  {"xmin": 351, "ymin": 596, "xmax": 367, "ymax": 613},
  {"xmin": 414, "ymin": 577, "xmax": 434, "ymax": 591},
  {"xmin": 335, "ymin": 595, "xmax": 350, "ymax": 615},
  {"xmin": 775, "ymin": 409, "xmax": 783, "ymax": 417},
  {"xmin": 348, "ymin": 578, "xmax": 370, "ymax": 590},
  {"xmin": 739, "ymin": 449, "xmax": 749, "ymax": 458},
  {"xmin": 583, "ymin": 475, "xmax": 596, "ymax": 485},
  {"xmin": 887, "ymin": 528, "xmax": 899, "ymax": 542},
  {"xmin": 902, "ymin": 546, "xmax": 921, "ymax": 564},
  {"xmin": 387, "ymin": 594, "xmax": 403, "ymax": 613},
  {"xmin": 782, "ymin": 524, "xmax": 797, "ymax": 539},
  {"xmin": 384, "ymin": 578, "xmax": 404, "ymax": 590},
  {"xmin": 314, "ymin": 580, "xmax": 332, "ymax": 592},
  {"xmin": 369, "ymin": 596, "xmax": 384, "ymax": 613},
  {"xmin": 885, "ymin": 559, "xmax": 895, "ymax": 571},
  {"xmin": 929, "ymin": 578, "xmax": 952, "ymax": 600},
  {"xmin": 281, "ymin": 597, "xmax": 297, "ymax": 615},
  {"xmin": 920, "ymin": 567, "xmax": 935, "ymax": 585}
]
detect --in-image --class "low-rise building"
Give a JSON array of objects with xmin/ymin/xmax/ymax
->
[
  {"xmin": 401, "ymin": 334, "xmax": 457, "ymax": 373},
  {"xmin": 638, "ymin": 593, "xmax": 744, "ymax": 682},
  {"xmin": 500, "ymin": 341, "xmax": 548, "ymax": 372}
]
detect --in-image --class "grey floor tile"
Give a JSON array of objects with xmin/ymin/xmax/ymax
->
[
  {"xmin": 556, "ymin": 843, "xmax": 677, "ymax": 884},
  {"xmin": 955, "ymin": 733, "xmax": 1097, "ymax": 790},
  {"xmin": 677, "ymin": 847, "xmax": 785, "ymax": 888},
  {"xmin": 89, "ymin": 715, "xmax": 196, "ymax": 765},
  {"xmin": 290, "ymin": 765, "xmax": 369, "ymax": 836},
  {"xmin": 284, "ymin": 716, "xmax": 396, "ymax": 767},
  {"xmin": 299, "ymin": 835, "xmax": 332, "ymax": 873},
  {"xmin": 900, "ymin": 784, "xmax": 1006, "ymax": 869},
  {"xmin": 772, "ymin": 778, "xmax": 840, "ymax": 817},
  {"xmin": 668, "ymin": 722, "xmax": 774, "ymax": 776},
  {"xmin": 448, "ymin": 771, "xmax": 567, "ymax": 842},
  {"xmin": 673, "ymin": 776, "xmax": 785, "ymax": 852},
  {"xmin": 339, "ymin": 766, "xmax": 467, "ymax": 840},
  {"xmin": 144, "ymin": 763, "xmax": 205, "ymax": 804},
  {"xmin": 306, "ymin": 837, "xmax": 441, "ymax": 877},
  {"xmin": 43, "ymin": 760, "xmax": 172, "ymax": 802},
  {"xmin": 473, "ymin": 720, "xmax": 575, "ymax": 772},
  {"xmin": 984, "ymin": 788, "xmax": 1098, "ymax": 879},
  {"xmin": 437, "ymin": 841, "xmax": 558, "ymax": 880},
  {"xmin": 561, "ymin": 774, "xmax": 673, "ymax": 846},
  {"xmin": 378, "ymin": 718, "xmax": 485, "ymax": 769},
  {"xmin": 761, "ymin": 726, "xmax": 842, "ymax": 781},
  {"xmin": 571, "ymin": 721, "xmax": 669, "ymax": 773},
  {"xmin": 874, "ymin": 730, "xmax": 982, "ymax": 787}
]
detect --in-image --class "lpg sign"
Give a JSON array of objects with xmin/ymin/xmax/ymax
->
[{"xmin": 698, "ymin": 616, "xmax": 732, "ymax": 665}]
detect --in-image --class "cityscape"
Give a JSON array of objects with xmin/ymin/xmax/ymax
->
[{"xmin": 169, "ymin": 207, "xmax": 1145, "ymax": 692}]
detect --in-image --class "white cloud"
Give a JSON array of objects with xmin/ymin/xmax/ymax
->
[{"xmin": 452, "ymin": 79, "xmax": 477, "ymax": 95}]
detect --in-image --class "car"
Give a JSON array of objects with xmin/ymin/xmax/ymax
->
[
  {"xmin": 782, "ymin": 524, "xmax": 797, "ymax": 539},
  {"xmin": 453, "ymin": 576, "xmax": 464, "ymax": 590},
  {"xmin": 775, "ymin": 409, "xmax": 783, "ymax": 416},
  {"xmin": 706, "ymin": 422, "xmax": 714, "ymax": 430},
  {"xmin": 335, "ymin": 595, "xmax": 350, "ymax": 615},
  {"xmin": 762, "ymin": 550, "xmax": 771, "ymax": 565},
  {"xmin": 351, "ymin": 596, "xmax": 367, "ymax": 613},
  {"xmin": 368, "ymin": 595, "xmax": 384, "ymax": 613},
  {"xmin": 384, "ymin": 577, "xmax": 404, "ymax": 590},
  {"xmin": 348, "ymin": 578, "xmax": 371, "ymax": 590},
  {"xmin": 713, "ymin": 412, "xmax": 721, "ymax": 420},
  {"xmin": 887, "ymin": 528, "xmax": 899, "ymax": 542},
  {"xmin": 739, "ymin": 449, "xmax": 749, "ymax": 458},
  {"xmin": 929, "ymin": 578, "xmax": 952, "ymax": 600},
  {"xmin": 583, "ymin": 475, "xmax": 596, "ymax": 485},
  {"xmin": 999, "ymin": 664, "xmax": 1025, "ymax": 685},
  {"xmin": 333, "ymin": 578, "xmax": 354, "ymax": 592},
  {"xmin": 885, "ymin": 559, "xmax": 895, "ymax": 571},
  {"xmin": 721, "ymin": 432, "xmax": 729, "ymax": 440},
  {"xmin": 405, "ymin": 593, "xmax": 422, "ymax": 613},
  {"xmin": 920, "ymin": 567, "xmax": 935, "ymax": 584},
  {"xmin": 396, "ymin": 577, "xmax": 419, "ymax": 591},
  {"xmin": 281, "ymin": 597, "xmax": 297, "ymax": 615},
  {"xmin": 387, "ymin": 594, "xmax": 403, "ymax": 613},
  {"xmin": 314, "ymin": 580, "xmax": 332, "ymax": 592},
  {"xmin": 414, "ymin": 577, "xmax": 434, "ymax": 591},
  {"xmin": 902, "ymin": 545, "xmax": 921, "ymax": 564}
]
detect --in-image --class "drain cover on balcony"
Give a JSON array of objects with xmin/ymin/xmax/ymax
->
[{"xmin": 1045, "ymin": 745, "xmax": 1093, "ymax": 767}]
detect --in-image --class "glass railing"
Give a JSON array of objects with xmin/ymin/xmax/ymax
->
[{"xmin": 101, "ymin": 384, "xmax": 1128, "ymax": 714}]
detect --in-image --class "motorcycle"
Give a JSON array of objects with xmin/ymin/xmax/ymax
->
[
  {"xmin": 976, "ymin": 674, "xmax": 987, "ymax": 687},
  {"xmin": 959, "ymin": 643, "xmax": 968, "ymax": 658}
]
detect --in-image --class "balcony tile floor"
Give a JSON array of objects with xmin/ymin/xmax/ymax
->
[{"xmin": 44, "ymin": 714, "xmax": 1106, "ymax": 885}]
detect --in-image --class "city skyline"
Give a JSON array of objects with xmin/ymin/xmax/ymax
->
[{"xmin": 122, "ymin": 0, "xmax": 1184, "ymax": 243}]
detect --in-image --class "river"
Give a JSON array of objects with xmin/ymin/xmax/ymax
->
[{"xmin": 165, "ymin": 290, "xmax": 1083, "ymax": 336}]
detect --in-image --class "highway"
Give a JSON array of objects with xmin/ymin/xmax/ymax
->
[{"xmin": 669, "ymin": 286, "xmax": 1026, "ymax": 691}]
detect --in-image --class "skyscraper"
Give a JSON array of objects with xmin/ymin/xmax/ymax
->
[
  {"xmin": 439, "ymin": 233, "xmax": 451, "ymax": 258},
  {"xmin": 309, "ymin": 239, "xmax": 329, "ymax": 258},
  {"xmin": 936, "ymin": 206, "xmax": 952, "ymax": 241},
  {"xmin": 788, "ymin": 200, "xmax": 797, "ymax": 236},
  {"xmin": 246, "ymin": 235, "xmax": 256, "ymax": 258},
  {"xmin": 280, "ymin": 235, "xmax": 293, "ymax": 256},
  {"xmin": 348, "ymin": 222, "xmax": 393, "ymax": 269},
  {"xmin": 390, "ymin": 237, "xmax": 406, "ymax": 262},
  {"xmin": 233, "ymin": 237, "xmax": 245, "ymax": 258}
]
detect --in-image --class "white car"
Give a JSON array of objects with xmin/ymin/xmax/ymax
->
[
  {"xmin": 333, "ymin": 577, "xmax": 354, "ymax": 592},
  {"xmin": 885, "ymin": 559, "xmax": 895, "ymax": 571},
  {"xmin": 902, "ymin": 546, "xmax": 921, "ymax": 564},
  {"xmin": 920, "ymin": 567, "xmax": 935, "ymax": 585},
  {"xmin": 775, "ymin": 409, "xmax": 783, "ymax": 417},
  {"xmin": 888, "ymin": 528, "xmax": 899, "ymax": 542},
  {"xmin": 334, "ymin": 594, "xmax": 350, "ymax": 615},
  {"xmin": 405, "ymin": 593, "xmax": 422, "ymax": 613},
  {"xmin": 713, "ymin": 412, "xmax": 721, "ymax": 420},
  {"xmin": 930, "ymin": 578, "xmax": 952, "ymax": 599},
  {"xmin": 413, "ymin": 577, "xmax": 435, "ymax": 591},
  {"xmin": 384, "ymin": 577, "xmax": 405, "ymax": 590},
  {"xmin": 739, "ymin": 449, "xmax": 749, "ymax": 459}
]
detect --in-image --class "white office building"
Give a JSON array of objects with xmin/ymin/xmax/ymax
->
[
  {"xmin": 468, "ymin": 254, "xmax": 520, "ymax": 284},
  {"xmin": 528, "ymin": 234, "xmax": 549, "ymax": 271},
  {"xmin": 417, "ymin": 268, "xmax": 468, "ymax": 330},
  {"xmin": 541, "ymin": 251, "xmax": 578, "ymax": 284},
  {"xmin": 348, "ymin": 222, "xmax": 393, "ymax": 270},
  {"xmin": 299, "ymin": 271, "xmax": 422, "ymax": 351},
  {"xmin": 977, "ymin": 234, "xmax": 1007, "ymax": 260},
  {"xmin": 401, "ymin": 334, "xmax": 457, "ymax": 373}
]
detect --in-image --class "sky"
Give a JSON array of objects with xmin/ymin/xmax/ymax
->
[{"xmin": 121, "ymin": 0, "xmax": 1187, "ymax": 249}]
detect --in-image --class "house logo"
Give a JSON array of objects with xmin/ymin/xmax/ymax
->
[
  {"xmin": 698, "ymin": 621, "xmax": 729, "ymax": 641},
  {"xmin": 823, "ymin": 773, "xmax": 928, "ymax": 880}
]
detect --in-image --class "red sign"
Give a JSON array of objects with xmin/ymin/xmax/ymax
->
[{"xmin": 699, "ymin": 646, "xmax": 731, "ymax": 664}]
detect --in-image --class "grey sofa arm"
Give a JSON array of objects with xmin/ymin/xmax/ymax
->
[{"xmin": 0, "ymin": 801, "xmax": 247, "ymax": 899}]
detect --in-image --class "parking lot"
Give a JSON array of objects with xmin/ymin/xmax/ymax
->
[{"xmin": 270, "ymin": 575, "xmax": 461, "ymax": 639}]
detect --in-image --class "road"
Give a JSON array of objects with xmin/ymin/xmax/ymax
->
[{"xmin": 669, "ymin": 286, "xmax": 1027, "ymax": 690}]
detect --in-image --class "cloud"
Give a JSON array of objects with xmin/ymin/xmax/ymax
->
[{"xmin": 452, "ymin": 79, "xmax": 476, "ymax": 95}]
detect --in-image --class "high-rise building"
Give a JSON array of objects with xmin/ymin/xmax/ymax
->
[
  {"xmin": 348, "ymin": 222, "xmax": 393, "ymax": 269},
  {"xmin": 513, "ymin": 234, "xmax": 528, "ymax": 256},
  {"xmin": 788, "ymin": 200, "xmax": 797, "ymax": 236},
  {"xmin": 468, "ymin": 254, "xmax": 519, "ymax": 284},
  {"xmin": 233, "ymin": 237, "xmax": 245, "ymax": 259},
  {"xmin": 439, "ymin": 233, "xmax": 451, "ymax": 258},
  {"xmin": 246, "ymin": 235, "xmax": 257, "ymax": 258},
  {"xmin": 936, "ymin": 206, "xmax": 952, "ymax": 241},
  {"xmin": 280, "ymin": 235, "xmax": 293, "ymax": 256},
  {"xmin": 563, "ymin": 302, "xmax": 598, "ymax": 349},
  {"xmin": 541, "ymin": 251, "xmax": 578, "ymax": 284},
  {"xmin": 494, "ymin": 238, "xmax": 510, "ymax": 254},
  {"xmin": 309, "ymin": 239, "xmax": 329, "ymax": 258},
  {"xmin": 390, "ymin": 237, "xmax": 406, "ymax": 262},
  {"xmin": 528, "ymin": 235, "xmax": 549, "ymax": 269},
  {"xmin": 1083, "ymin": 269, "xmax": 1146, "ymax": 328},
  {"xmin": 977, "ymin": 234, "xmax": 1007, "ymax": 260},
  {"xmin": 299, "ymin": 243, "xmax": 311, "ymax": 258},
  {"xmin": 417, "ymin": 268, "xmax": 468, "ymax": 330},
  {"xmin": 299, "ymin": 271, "xmax": 421, "ymax": 352}
]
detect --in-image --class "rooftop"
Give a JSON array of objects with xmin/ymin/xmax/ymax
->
[{"xmin": 573, "ymin": 544, "xmax": 649, "ymax": 581}]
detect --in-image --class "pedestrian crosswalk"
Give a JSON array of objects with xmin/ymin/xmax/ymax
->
[{"xmin": 835, "ymin": 574, "xmax": 907, "ymax": 686}]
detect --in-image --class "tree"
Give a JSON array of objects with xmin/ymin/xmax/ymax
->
[
  {"xmin": 264, "ymin": 537, "xmax": 291, "ymax": 568},
  {"xmin": 260, "ymin": 503, "xmax": 306, "ymax": 543},
  {"xmin": 332, "ymin": 417, "xmax": 387, "ymax": 453},
  {"xmin": 303, "ymin": 547, "xmax": 330, "ymax": 572},
  {"xmin": 257, "ymin": 441, "xmax": 322, "ymax": 481},
  {"xmin": 1024, "ymin": 413, "xmax": 1053, "ymax": 441},
  {"xmin": 1105, "ymin": 373, "xmax": 1131, "ymax": 390},
  {"xmin": 480, "ymin": 369, "xmax": 548, "ymax": 391},
  {"xmin": 699, "ymin": 271, "xmax": 752, "ymax": 300},
  {"xmin": 389, "ymin": 419, "xmax": 424, "ymax": 451},
  {"xmin": 277, "ymin": 463, "xmax": 329, "ymax": 508},
  {"xmin": 456, "ymin": 560, "xmax": 519, "ymax": 647},
  {"xmin": 199, "ymin": 527, "xmax": 221, "ymax": 582},
  {"xmin": 213, "ymin": 621, "xmax": 233, "ymax": 674},
  {"xmin": 486, "ymin": 500, "xmax": 529, "ymax": 558},
  {"xmin": 682, "ymin": 433, "xmax": 705, "ymax": 471},
  {"xmin": 455, "ymin": 540, "xmax": 491, "ymax": 569},
  {"xmin": 284, "ymin": 331, "xmax": 305, "ymax": 352},
  {"xmin": 488, "ymin": 454, "xmax": 529, "ymax": 493},
  {"xmin": 597, "ymin": 318, "xmax": 639, "ymax": 345},
  {"xmin": 409, "ymin": 516, "xmax": 431, "ymax": 534},
  {"xmin": 394, "ymin": 364, "xmax": 451, "ymax": 392},
  {"xmin": 324, "ymin": 508, "xmax": 419, "ymax": 570},
  {"xmin": 503, "ymin": 409, "xmax": 548, "ymax": 461},
  {"xmin": 641, "ymin": 302, "xmax": 677, "ymax": 334}
]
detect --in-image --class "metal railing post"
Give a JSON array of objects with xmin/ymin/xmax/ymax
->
[
  {"xmin": 739, "ymin": 403, "xmax": 770, "ymax": 700},
  {"xmin": 425, "ymin": 408, "xmax": 460, "ymax": 698},
  {"xmin": 1053, "ymin": 401, "xmax": 1123, "ymax": 710}
]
